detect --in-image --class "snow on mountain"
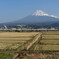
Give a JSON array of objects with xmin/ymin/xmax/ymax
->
[{"xmin": 32, "ymin": 10, "xmax": 58, "ymax": 18}]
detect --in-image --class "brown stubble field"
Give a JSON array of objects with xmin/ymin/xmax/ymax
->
[
  {"xmin": 0, "ymin": 31, "xmax": 59, "ymax": 59},
  {"xmin": 0, "ymin": 32, "xmax": 39, "ymax": 59}
]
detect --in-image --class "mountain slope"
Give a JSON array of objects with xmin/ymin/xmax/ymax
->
[
  {"xmin": 2, "ymin": 10, "xmax": 59, "ymax": 26},
  {"xmin": 13, "ymin": 16, "xmax": 59, "ymax": 24}
]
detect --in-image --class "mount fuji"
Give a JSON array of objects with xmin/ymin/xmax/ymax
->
[{"xmin": 2, "ymin": 10, "xmax": 59, "ymax": 25}]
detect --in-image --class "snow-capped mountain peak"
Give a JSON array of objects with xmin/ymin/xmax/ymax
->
[{"xmin": 32, "ymin": 10, "xmax": 58, "ymax": 18}]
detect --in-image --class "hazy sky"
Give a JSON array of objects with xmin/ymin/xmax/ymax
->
[{"xmin": 0, "ymin": 0, "xmax": 59, "ymax": 23}]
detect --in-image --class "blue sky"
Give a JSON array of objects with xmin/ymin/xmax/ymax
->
[{"xmin": 0, "ymin": 0, "xmax": 59, "ymax": 23}]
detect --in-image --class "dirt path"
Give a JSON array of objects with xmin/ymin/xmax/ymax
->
[
  {"xmin": 13, "ymin": 54, "xmax": 19, "ymax": 59},
  {"xmin": 26, "ymin": 33, "xmax": 42, "ymax": 50},
  {"xmin": 13, "ymin": 33, "xmax": 42, "ymax": 59}
]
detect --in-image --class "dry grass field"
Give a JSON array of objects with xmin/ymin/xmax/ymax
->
[
  {"xmin": 0, "ymin": 32, "xmax": 38, "ymax": 50},
  {"xmin": 30, "ymin": 31, "xmax": 59, "ymax": 51},
  {"xmin": 0, "ymin": 31, "xmax": 59, "ymax": 59},
  {"xmin": 0, "ymin": 32, "xmax": 39, "ymax": 59},
  {"xmin": 28, "ymin": 31, "xmax": 59, "ymax": 59},
  {"xmin": 40, "ymin": 40, "xmax": 59, "ymax": 44}
]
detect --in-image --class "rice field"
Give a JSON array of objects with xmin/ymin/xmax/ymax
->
[
  {"xmin": 34, "ymin": 45, "xmax": 59, "ymax": 51},
  {"xmin": 40, "ymin": 40, "xmax": 59, "ymax": 45},
  {"xmin": 0, "ymin": 31, "xmax": 59, "ymax": 59},
  {"xmin": 42, "ymin": 35, "xmax": 59, "ymax": 39},
  {"xmin": 0, "ymin": 32, "xmax": 39, "ymax": 59},
  {"xmin": 30, "ymin": 31, "xmax": 59, "ymax": 52},
  {"xmin": 0, "ymin": 32, "xmax": 39, "ymax": 51}
]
